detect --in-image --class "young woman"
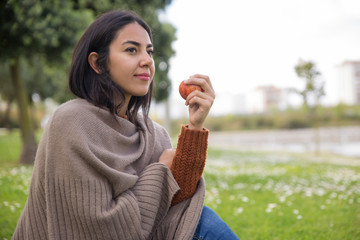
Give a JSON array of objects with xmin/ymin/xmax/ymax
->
[{"xmin": 13, "ymin": 10, "xmax": 239, "ymax": 240}]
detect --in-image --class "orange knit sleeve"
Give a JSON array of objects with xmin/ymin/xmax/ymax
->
[{"xmin": 170, "ymin": 125, "xmax": 209, "ymax": 206}]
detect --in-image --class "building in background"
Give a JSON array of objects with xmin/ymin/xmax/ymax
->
[
  {"xmin": 246, "ymin": 86, "xmax": 289, "ymax": 113},
  {"xmin": 338, "ymin": 61, "xmax": 360, "ymax": 105}
]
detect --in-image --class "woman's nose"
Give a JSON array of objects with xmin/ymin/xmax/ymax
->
[{"xmin": 140, "ymin": 51, "xmax": 153, "ymax": 67}]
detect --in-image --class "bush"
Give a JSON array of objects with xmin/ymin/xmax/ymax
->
[{"xmin": 172, "ymin": 105, "xmax": 360, "ymax": 133}]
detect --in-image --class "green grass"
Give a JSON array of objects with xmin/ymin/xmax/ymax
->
[
  {"xmin": 204, "ymin": 149, "xmax": 360, "ymax": 239},
  {"xmin": 0, "ymin": 130, "xmax": 22, "ymax": 168},
  {"xmin": 0, "ymin": 166, "xmax": 32, "ymax": 238},
  {"xmin": 1, "ymin": 131, "xmax": 360, "ymax": 239}
]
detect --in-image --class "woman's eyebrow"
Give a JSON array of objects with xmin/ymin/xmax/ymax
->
[{"xmin": 122, "ymin": 40, "xmax": 153, "ymax": 48}]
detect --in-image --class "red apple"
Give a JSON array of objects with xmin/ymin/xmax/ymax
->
[{"xmin": 179, "ymin": 80, "xmax": 204, "ymax": 100}]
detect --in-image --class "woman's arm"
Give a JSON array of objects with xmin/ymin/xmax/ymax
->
[
  {"xmin": 170, "ymin": 125, "xmax": 209, "ymax": 205},
  {"xmin": 166, "ymin": 74, "xmax": 215, "ymax": 205}
]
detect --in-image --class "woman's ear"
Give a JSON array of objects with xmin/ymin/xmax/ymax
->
[{"xmin": 88, "ymin": 52, "xmax": 101, "ymax": 74}]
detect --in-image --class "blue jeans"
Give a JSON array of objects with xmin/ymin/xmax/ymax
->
[{"xmin": 193, "ymin": 206, "xmax": 240, "ymax": 240}]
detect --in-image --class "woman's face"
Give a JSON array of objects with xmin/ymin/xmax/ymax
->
[{"xmin": 107, "ymin": 22, "xmax": 155, "ymax": 102}]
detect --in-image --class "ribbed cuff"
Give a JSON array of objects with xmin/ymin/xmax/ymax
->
[
  {"xmin": 175, "ymin": 125, "xmax": 209, "ymax": 168},
  {"xmin": 179, "ymin": 124, "xmax": 209, "ymax": 143},
  {"xmin": 170, "ymin": 125, "xmax": 209, "ymax": 205}
]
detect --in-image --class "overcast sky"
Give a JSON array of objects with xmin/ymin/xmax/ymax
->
[{"xmin": 159, "ymin": 0, "xmax": 360, "ymax": 116}]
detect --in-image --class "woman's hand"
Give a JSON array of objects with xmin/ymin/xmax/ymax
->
[
  {"xmin": 158, "ymin": 148, "xmax": 176, "ymax": 168},
  {"xmin": 184, "ymin": 74, "xmax": 215, "ymax": 130}
]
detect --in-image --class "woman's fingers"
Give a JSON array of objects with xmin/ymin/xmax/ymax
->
[
  {"xmin": 186, "ymin": 91, "xmax": 214, "ymax": 108},
  {"xmin": 184, "ymin": 74, "xmax": 215, "ymax": 99},
  {"xmin": 184, "ymin": 74, "xmax": 215, "ymax": 130},
  {"xmin": 184, "ymin": 74, "xmax": 215, "ymax": 106},
  {"xmin": 158, "ymin": 148, "xmax": 176, "ymax": 168}
]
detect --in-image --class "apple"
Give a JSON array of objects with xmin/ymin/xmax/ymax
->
[{"xmin": 179, "ymin": 80, "xmax": 204, "ymax": 100}]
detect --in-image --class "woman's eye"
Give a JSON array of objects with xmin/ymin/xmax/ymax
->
[
  {"xmin": 147, "ymin": 49, "xmax": 154, "ymax": 56},
  {"xmin": 126, "ymin": 47, "xmax": 137, "ymax": 53}
]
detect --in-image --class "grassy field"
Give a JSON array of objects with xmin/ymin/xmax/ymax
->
[
  {"xmin": 205, "ymin": 149, "xmax": 360, "ymax": 239},
  {"xmin": 1, "ymin": 130, "xmax": 360, "ymax": 239}
]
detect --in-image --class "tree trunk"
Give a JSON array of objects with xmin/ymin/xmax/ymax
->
[
  {"xmin": 164, "ymin": 98, "xmax": 171, "ymax": 133},
  {"xmin": 313, "ymin": 108, "xmax": 320, "ymax": 155},
  {"xmin": 10, "ymin": 57, "xmax": 37, "ymax": 165}
]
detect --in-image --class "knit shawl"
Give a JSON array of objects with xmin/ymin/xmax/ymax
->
[{"xmin": 13, "ymin": 99, "xmax": 205, "ymax": 240}]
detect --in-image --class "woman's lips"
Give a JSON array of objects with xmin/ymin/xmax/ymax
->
[{"xmin": 135, "ymin": 73, "xmax": 150, "ymax": 81}]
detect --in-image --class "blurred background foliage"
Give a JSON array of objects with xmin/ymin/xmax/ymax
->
[
  {"xmin": 3, "ymin": 101, "xmax": 360, "ymax": 133},
  {"xmin": 171, "ymin": 104, "xmax": 360, "ymax": 135},
  {"xmin": 0, "ymin": 0, "xmax": 176, "ymax": 164}
]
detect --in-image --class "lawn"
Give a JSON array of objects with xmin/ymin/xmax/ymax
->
[
  {"xmin": 204, "ymin": 149, "xmax": 360, "ymax": 239},
  {"xmin": 1, "ymin": 131, "xmax": 360, "ymax": 239}
]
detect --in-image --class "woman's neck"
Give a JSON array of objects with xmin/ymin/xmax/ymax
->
[{"xmin": 117, "ymin": 95, "xmax": 131, "ymax": 117}]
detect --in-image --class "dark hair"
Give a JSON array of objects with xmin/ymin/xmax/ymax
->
[{"xmin": 69, "ymin": 10, "xmax": 153, "ymax": 125}]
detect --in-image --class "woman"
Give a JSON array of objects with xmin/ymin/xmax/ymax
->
[{"xmin": 13, "ymin": 10, "xmax": 239, "ymax": 240}]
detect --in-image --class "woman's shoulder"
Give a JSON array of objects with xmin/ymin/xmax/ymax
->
[
  {"xmin": 55, "ymin": 98, "xmax": 93, "ymax": 116},
  {"xmin": 47, "ymin": 99, "xmax": 107, "ymax": 131},
  {"xmin": 53, "ymin": 98, "xmax": 111, "ymax": 121}
]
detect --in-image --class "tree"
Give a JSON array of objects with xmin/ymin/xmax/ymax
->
[
  {"xmin": 152, "ymin": 22, "xmax": 176, "ymax": 102},
  {"xmin": 294, "ymin": 59, "xmax": 325, "ymax": 109},
  {"xmin": 0, "ymin": 61, "xmax": 15, "ymax": 129},
  {"xmin": 0, "ymin": 0, "xmax": 92, "ymax": 164},
  {"xmin": 294, "ymin": 59, "xmax": 325, "ymax": 154}
]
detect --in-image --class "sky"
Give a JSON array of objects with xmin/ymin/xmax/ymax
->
[{"xmin": 156, "ymin": 0, "xmax": 360, "ymax": 117}]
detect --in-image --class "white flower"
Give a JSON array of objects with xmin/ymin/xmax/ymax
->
[
  {"xmin": 10, "ymin": 168, "xmax": 19, "ymax": 175},
  {"xmin": 279, "ymin": 196, "xmax": 286, "ymax": 203},
  {"xmin": 236, "ymin": 207, "xmax": 244, "ymax": 214},
  {"xmin": 268, "ymin": 203, "xmax": 277, "ymax": 209},
  {"xmin": 266, "ymin": 203, "xmax": 277, "ymax": 213},
  {"xmin": 304, "ymin": 190, "xmax": 312, "ymax": 197},
  {"xmin": 315, "ymin": 189, "xmax": 326, "ymax": 196},
  {"xmin": 330, "ymin": 192, "xmax": 337, "ymax": 198}
]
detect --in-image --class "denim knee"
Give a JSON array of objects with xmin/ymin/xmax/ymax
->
[{"xmin": 193, "ymin": 206, "xmax": 240, "ymax": 240}]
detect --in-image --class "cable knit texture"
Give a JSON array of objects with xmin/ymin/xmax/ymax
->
[
  {"xmin": 12, "ymin": 99, "xmax": 206, "ymax": 240},
  {"xmin": 171, "ymin": 125, "xmax": 209, "ymax": 206}
]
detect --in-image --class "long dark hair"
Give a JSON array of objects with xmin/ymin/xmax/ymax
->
[{"xmin": 69, "ymin": 10, "xmax": 153, "ymax": 126}]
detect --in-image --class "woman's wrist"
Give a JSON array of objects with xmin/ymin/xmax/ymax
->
[{"xmin": 188, "ymin": 123, "xmax": 204, "ymax": 131}]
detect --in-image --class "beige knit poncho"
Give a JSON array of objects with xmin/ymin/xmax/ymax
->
[{"xmin": 13, "ymin": 99, "xmax": 207, "ymax": 240}]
